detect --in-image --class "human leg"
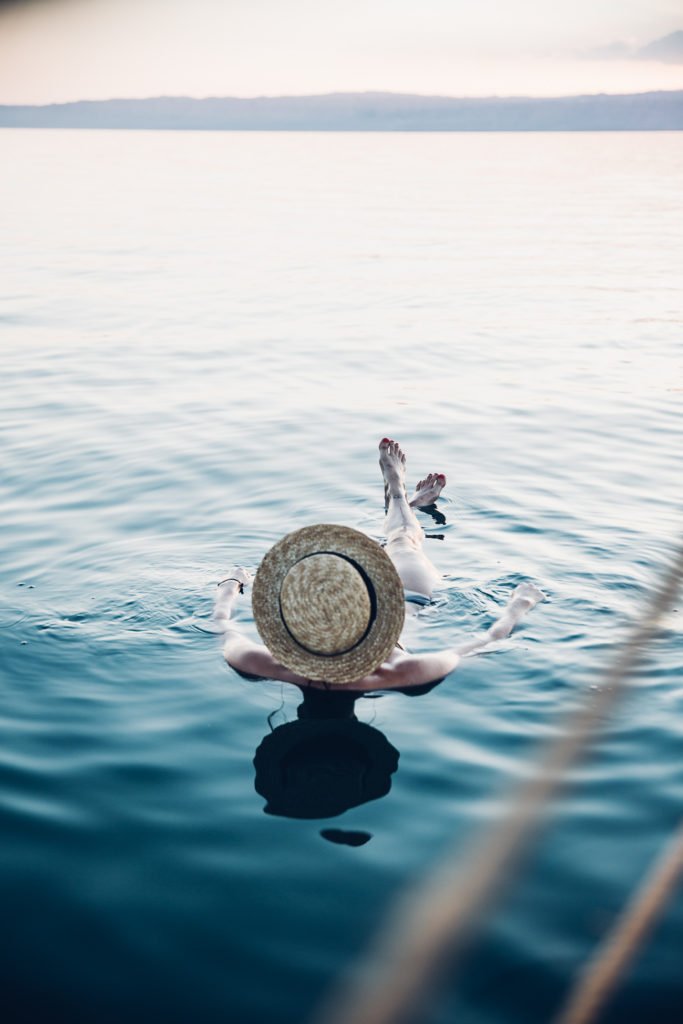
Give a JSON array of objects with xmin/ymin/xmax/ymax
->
[{"xmin": 379, "ymin": 438, "xmax": 440, "ymax": 599}]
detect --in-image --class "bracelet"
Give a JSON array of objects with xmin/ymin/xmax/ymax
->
[{"xmin": 217, "ymin": 577, "xmax": 245, "ymax": 593}]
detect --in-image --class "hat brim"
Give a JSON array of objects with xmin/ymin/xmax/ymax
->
[{"xmin": 252, "ymin": 524, "xmax": 405, "ymax": 685}]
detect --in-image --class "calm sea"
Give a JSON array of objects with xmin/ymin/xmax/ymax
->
[{"xmin": 1, "ymin": 129, "xmax": 682, "ymax": 1023}]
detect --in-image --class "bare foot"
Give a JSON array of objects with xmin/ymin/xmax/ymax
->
[
  {"xmin": 379, "ymin": 438, "xmax": 407, "ymax": 500},
  {"xmin": 409, "ymin": 472, "xmax": 446, "ymax": 508}
]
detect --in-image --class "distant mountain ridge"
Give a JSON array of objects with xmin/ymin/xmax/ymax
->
[
  {"xmin": 635, "ymin": 30, "xmax": 683, "ymax": 63},
  {"xmin": 1, "ymin": 90, "xmax": 682, "ymax": 131}
]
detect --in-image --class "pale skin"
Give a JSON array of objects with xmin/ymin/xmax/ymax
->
[{"xmin": 215, "ymin": 439, "xmax": 544, "ymax": 693}]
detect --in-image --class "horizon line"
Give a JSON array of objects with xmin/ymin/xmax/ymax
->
[{"xmin": 3, "ymin": 86, "xmax": 683, "ymax": 108}]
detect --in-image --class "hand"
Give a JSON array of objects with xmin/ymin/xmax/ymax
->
[
  {"xmin": 230, "ymin": 567, "xmax": 252, "ymax": 587},
  {"xmin": 510, "ymin": 582, "xmax": 545, "ymax": 608}
]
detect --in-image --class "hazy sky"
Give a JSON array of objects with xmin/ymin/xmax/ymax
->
[{"xmin": 1, "ymin": 0, "xmax": 682, "ymax": 103}]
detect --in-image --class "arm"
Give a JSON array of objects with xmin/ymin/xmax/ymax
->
[
  {"xmin": 212, "ymin": 568, "xmax": 251, "ymax": 627},
  {"xmin": 454, "ymin": 582, "xmax": 545, "ymax": 658},
  {"xmin": 380, "ymin": 582, "xmax": 545, "ymax": 691},
  {"xmin": 213, "ymin": 568, "xmax": 311, "ymax": 684}
]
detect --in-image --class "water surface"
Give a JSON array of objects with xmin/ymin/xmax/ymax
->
[{"xmin": 1, "ymin": 129, "xmax": 682, "ymax": 1023}]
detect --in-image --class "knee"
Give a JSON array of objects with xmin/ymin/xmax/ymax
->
[{"xmin": 386, "ymin": 524, "xmax": 422, "ymax": 552}]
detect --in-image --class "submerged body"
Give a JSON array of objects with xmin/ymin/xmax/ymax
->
[{"xmin": 214, "ymin": 439, "xmax": 543, "ymax": 691}]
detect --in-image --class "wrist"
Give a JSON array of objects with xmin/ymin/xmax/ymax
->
[{"xmin": 217, "ymin": 577, "xmax": 244, "ymax": 594}]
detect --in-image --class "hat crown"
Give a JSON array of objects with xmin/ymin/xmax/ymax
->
[
  {"xmin": 280, "ymin": 553, "xmax": 372, "ymax": 656},
  {"xmin": 252, "ymin": 524, "xmax": 405, "ymax": 684}
]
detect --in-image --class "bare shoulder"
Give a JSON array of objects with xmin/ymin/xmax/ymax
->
[
  {"xmin": 223, "ymin": 635, "xmax": 308, "ymax": 685},
  {"xmin": 223, "ymin": 638, "xmax": 460, "ymax": 693},
  {"xmin": 356, "ymin": 648, "xmax": 461, "ymax": 691}
]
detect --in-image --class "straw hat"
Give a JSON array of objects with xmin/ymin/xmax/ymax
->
[{"xmin": 252, "ymin": 524, "xmax": 405, "ymax": 684}]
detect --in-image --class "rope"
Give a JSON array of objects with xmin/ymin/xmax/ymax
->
[
  {"xmin": 553, "ymin": 818, "xmax": 683, "ymax": 1024},
  {"xmin": 311, "ymin": 542, "xmax": 683, "ymax": 1024}
]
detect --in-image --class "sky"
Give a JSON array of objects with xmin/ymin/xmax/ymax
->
[{"xmin": 0, "ymin": 0, "xmax": 682, "ymax": 104}]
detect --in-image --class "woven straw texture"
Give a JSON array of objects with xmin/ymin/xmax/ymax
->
[{"xmin": 252, "ymin": 525, "xmax": 405, "ymax": 684}]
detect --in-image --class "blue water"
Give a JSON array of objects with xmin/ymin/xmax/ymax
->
[{"xmin": 1, "ymin": 129, "xmax": 682, "ymax": 1023}]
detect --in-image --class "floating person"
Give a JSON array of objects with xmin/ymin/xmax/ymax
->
[
  {"xmin": 214, "ymin": 439, "xmax": 543, "ymax": 832},
  {"xmin": 213, "ymin": 439, "xmax": 544, "ymax": 693}
]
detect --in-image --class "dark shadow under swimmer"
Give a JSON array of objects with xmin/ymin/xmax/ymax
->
[
  {"xmin": 253, "ymin": 671, "xmax": 452, "ymax": 837},
  {"xmin": 253, "ymin": 688, "xmax": 399, "ymax": 836}
]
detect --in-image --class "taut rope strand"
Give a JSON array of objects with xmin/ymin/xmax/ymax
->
[{"xmin": 553, "ymin": 818, "xmax": 683, "ymax": 1024}]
